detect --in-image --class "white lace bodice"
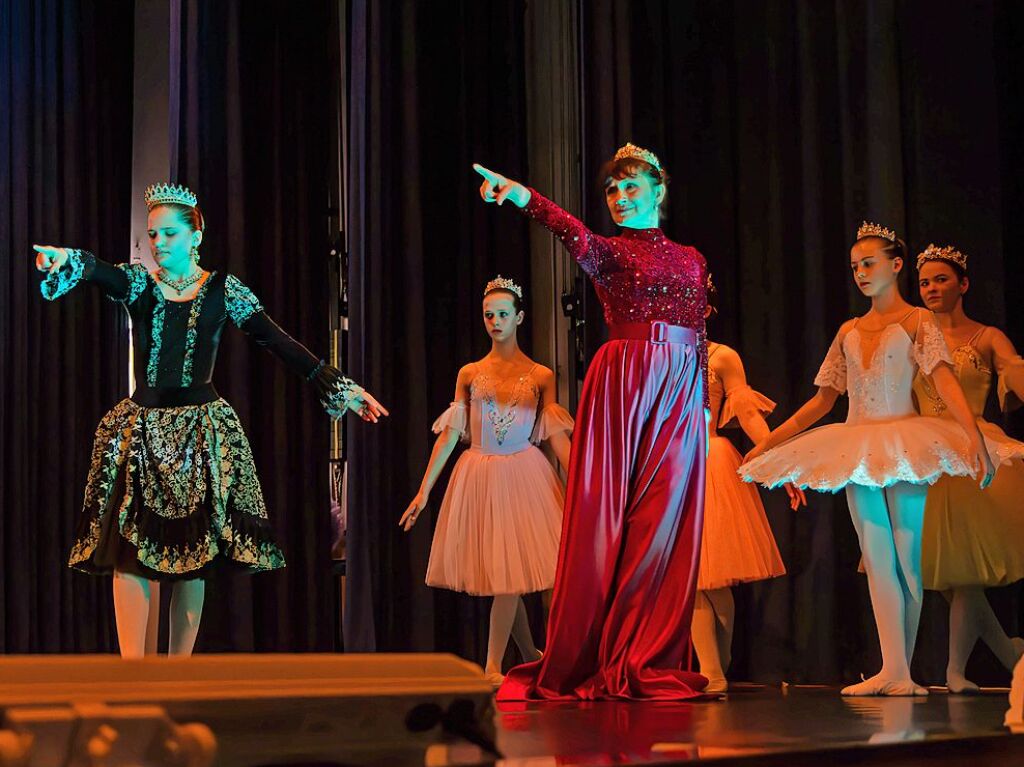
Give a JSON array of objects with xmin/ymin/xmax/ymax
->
[{"xmin": 814, "ymin": 310, "xmax": 951, "ymax": 425}]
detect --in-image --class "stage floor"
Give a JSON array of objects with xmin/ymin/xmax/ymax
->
[{"xmin": 493, "ymin": 684, "xmax": 1024, "ymax": 765}]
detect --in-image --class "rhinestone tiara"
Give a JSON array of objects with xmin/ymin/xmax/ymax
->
[
  {"xmin": 144, "ymin": 182, "xmax": 198, "ymax": 209},
  {"xmin": 613, "ymin": 142, "xmax": 662, "ymax": 173},
  {"xmin": 917, "ymin": 243, "xmax": 968, "ymax": 271},
  {"xmin": 856, "ymin": 220, "xmax": 897, "ymax": 242},
  {"xmin": 483, "ymin": 275, "xmax": 523, "ymax": 299}
]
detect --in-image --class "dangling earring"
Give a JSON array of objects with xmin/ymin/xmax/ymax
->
[{"xmin": 190, "ymin": 245, "xmax": 200, "ymax": 264}]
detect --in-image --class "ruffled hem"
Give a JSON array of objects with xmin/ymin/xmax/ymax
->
[
  {"xmin": 531, "ymin": 402, "xmax": 575, "ymax": 443},
  {"xmin": 431, "ymin": 401, "xmax": 468, "ymax": 441},
  {"xmin": 66, "ymin": 397, "xmax": 285, "ymax": 579},
  {"xmin": 738, "ymin": 416, "xmax": 1009, "ymax": 493},
  {"xmin": 719, "ymin": 385, "xmax": 775, "ymax": 429}
]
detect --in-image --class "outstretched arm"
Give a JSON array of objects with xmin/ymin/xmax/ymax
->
[
  {"xmin": 473, "ymin": 163, "xmax": 614, "ymax": 276},
  {"xmin": 400, "ymin": 366, "xmax": 472, "ymax": 531},
  {"xmin": 226, "ymin": 276, "xmax": 386, "ymax": 422},
  {"xmin": 743, "ymin": 321, "xmax": 854, "ymax": 463},
  {"xmin": 34, "ymin": 246, "xmax": 144, "ymax": 302},
  {"xmin": 744, "ymin": 387, "xmax": 840, "ymax": 463}
]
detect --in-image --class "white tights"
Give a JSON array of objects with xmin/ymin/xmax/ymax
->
[
  {"xmin": 691, "ymin": 587, "xmax": 735, "ymax": 688},
  {"xmin": 946, "ymin": 586, "xmax": 1024, "ymax": 692},
  {"xmin": 843, "ymin": 482, "xmax": 928, "ymax": 694},
  {"xmin": 485, "ymin": 595, "xmax": 541, "ymax": 677},
  {"xmin": 112, "ymin": 571, "xmax": 205, "ymax": 658}
]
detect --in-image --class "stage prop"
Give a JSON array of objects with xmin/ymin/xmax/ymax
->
[{"xmin": 0, "ymin": 653, "xmax": 495, "ymax": 766}]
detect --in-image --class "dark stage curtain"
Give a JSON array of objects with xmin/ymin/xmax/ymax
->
[
  {"xmin": 170, "ymin": 0, "xmax": 337, "ymax": 651},
  {"xmin": 345, "ymin": 0, "xmax": 534, "ymax": 657},
  {"xmin": 579, "ymin": 0, "xmax": 1024, "ymax": 685},
  {"xmin": 1, "ymin": 0, "xmax": 134, "ymax": 652}
]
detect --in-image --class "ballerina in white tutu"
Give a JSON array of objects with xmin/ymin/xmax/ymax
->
[
  {"xmin": 401, "ymin": 276, "xmax": 573, "ymax": 687},
  {"xmin": 740, "ymin": 222, "xmax": 996, "ymax": 697}
]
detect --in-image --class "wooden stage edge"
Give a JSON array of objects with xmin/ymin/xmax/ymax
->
[{"xmin": 0, "ymin": 654, "xmax": 1022, "ymax": 766}]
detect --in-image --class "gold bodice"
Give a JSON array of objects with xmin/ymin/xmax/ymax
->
[{"xmin": 913, "ymin": 340, "xmax": 992, "ymax": 419}]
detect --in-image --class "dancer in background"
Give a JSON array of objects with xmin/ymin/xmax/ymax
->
[
  {"xmin": 914, "ymin": 243, "xmax": 1024, "ymax": 693},
  {"xmin": 401, "ymin": 276, "xmax": 572, "ymax": 687},
  {"xmin": 34, "ymin": 182, "xmax": 387, "ymax": 658},
  {"xmin": 475, "ymin": 141, "xmax": 711, "ymax": 701},
  {"xmin": 693, "ymin": 275, "xmax": 805, "ymax": 693},
  {"xmin": 741, "ymin": 222, "xmax": 997, "ymax": 696}
]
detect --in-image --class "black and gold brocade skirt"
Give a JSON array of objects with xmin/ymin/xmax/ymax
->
[{"xmin": 68, "ymin": 396, "xmax": 286, "ymax": 581}]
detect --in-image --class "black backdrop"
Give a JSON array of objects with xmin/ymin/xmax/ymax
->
[{"xmin": 3, "ymin": 0, "xmax": 1023, "ymax": 686}]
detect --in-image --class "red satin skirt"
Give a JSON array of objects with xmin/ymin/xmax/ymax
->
[{"xmin": 498, "ymin": 327, "xmax": 708, "ymax": 700}]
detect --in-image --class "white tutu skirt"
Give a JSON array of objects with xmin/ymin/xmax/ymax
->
[
  {"xmin": 740, "ymin": 415, "xmax": 1021, "ymax": 493},
  {"xmin": 425, "ymin": 445, "xmax": 563, "ymax": 596}
]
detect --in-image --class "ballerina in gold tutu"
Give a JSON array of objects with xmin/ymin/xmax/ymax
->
[
  {"xmin": 915, "ymin": 243, "xmax": 1024, "ymax": 693},
  {"xmin": 691, "ymin": 277, "xmax": 805, "ymax": 693}
]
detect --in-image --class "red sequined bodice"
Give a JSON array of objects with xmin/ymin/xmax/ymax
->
[{"xmin": 523, "ymin": 189, "xmax": 709, "ymax": 407}]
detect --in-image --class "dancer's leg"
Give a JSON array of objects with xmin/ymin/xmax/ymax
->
[
  {"xmin": 948, "ymin": 586, "xmax": 1023, "ymax": 692},
  {"xmin": 707, "ymin": 587, "xmax": 735, "ymax": 674},
  {"xmin": 886, "ymin": 482, "xmax": 927, "ymax": 663},
  {"xmin": 509, "ymin": 597, "xmax": 541, "ymax": 662},
  {"xmin": 842, "ymin": 484, "xmax": 925, "ymax": 695},
  {"xmin": 168, "ymin": 579, "xmax": 205, "ymax": 656},
  {"xmin": 486, "ymin": 595, "xmax": 519, "ymax": 682},
  {"xmin": 691, "ymin": 591, "xmax": 727, "ymax": 692},
  {"xmin": 112, "ymin": 570, "xmax": 156, "ymax": 659},
  {"xmin": 968, "ymin": 588, "xmax": 1023, "ymax": 671},
  {"xmin": 144, "ymin": 581, "xmax": 161, "ymax": 655}
]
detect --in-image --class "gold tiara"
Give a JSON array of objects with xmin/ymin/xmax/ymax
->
[
  {"xmin": 917, "ymin": 243, "xmax": 968, "ymax": 271},
  {"xmin": 857, "ymin": 221, "xmax": 897, "ymax": 242},
  {"xmin": 484, "ymin": 275, "xmax": 522, "ymax": 299},
  {"xmin": 144, "ymin": 182, "xmax": 198, "ymax": 209},
  {"xmin": 613, "ymin": 142, "xmax": 662, "ymax": 173}
]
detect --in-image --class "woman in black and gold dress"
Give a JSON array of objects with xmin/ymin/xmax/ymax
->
[{"xmin": 34, "ymin": 182, "xmax": 387, "ymax": 658}]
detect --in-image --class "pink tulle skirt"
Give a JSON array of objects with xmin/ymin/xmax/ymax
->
[
  {"xmin": 425, "ymin": 445, "xmax": 563, "ymax": 596},
  {"xmin": 698, "ymin": 436, "xmax": 786, "ymax": 590}
]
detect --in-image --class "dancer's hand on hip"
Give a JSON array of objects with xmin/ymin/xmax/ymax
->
[
  {"xmin": 33, "ymin": 245, "xmax": 69, "ymax": 273},
  {"xmin": 783, "ymin": 482, "xmax": 807, "ymax": 510},
  {"xmin": 473, "ymin": 164, "xmax": 531, "ymax": 208},
  {"xmin": 348, "ymin": 390, "xmax": 389, "ymax": 423},
  {"xmin": 400, "ymin": 492, "xmax": 429, "ymax": 532}
]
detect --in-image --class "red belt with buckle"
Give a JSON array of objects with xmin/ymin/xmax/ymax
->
[{"xmin": 607, "ymin": 321, "xmax": 697, "ymax": 345}]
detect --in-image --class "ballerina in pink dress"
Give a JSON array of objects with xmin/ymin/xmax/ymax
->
[
  {"xmin": 401, "ymin": 277, "xmax": 573, "ymax": 686},
  {"xmin": 740, "ymin": 222, "xmax": 998, "ymax": 696},
  {"xmin": 693, "ymin": 276, "xmax": 805, "ymax": 693}
]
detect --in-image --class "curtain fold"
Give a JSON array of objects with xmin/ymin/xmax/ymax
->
[
  {"xmin": 1, "ymin": 0, "xmax": 134, "ymax": 653},
  {"xmin": 171, "ymin": 0, "xmax": 336, "ymax": 651}
]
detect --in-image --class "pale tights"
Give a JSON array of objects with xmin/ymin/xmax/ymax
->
[
  {"xmin": 691, "ymin": 587, "xmax": 735, "ymax": 690},
  {"xmin": 485, "ymin": 595, "xmax": 541, "ymax": 676},
  {"xmin": 843, "ymin": 482, "xmax": 929, "ymax": 695},
  {"xmin": 946, "ymin": 586, "xmax": 1024, "ymax": 692},
  {"xmin": 112, "ymin": 570, "xmax": 205, "ymax": 658}
]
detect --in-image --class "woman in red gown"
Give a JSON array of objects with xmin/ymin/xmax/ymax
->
[{"xmin": 474, "ymin": 143, "xmax": 710, "ymax": 700}]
